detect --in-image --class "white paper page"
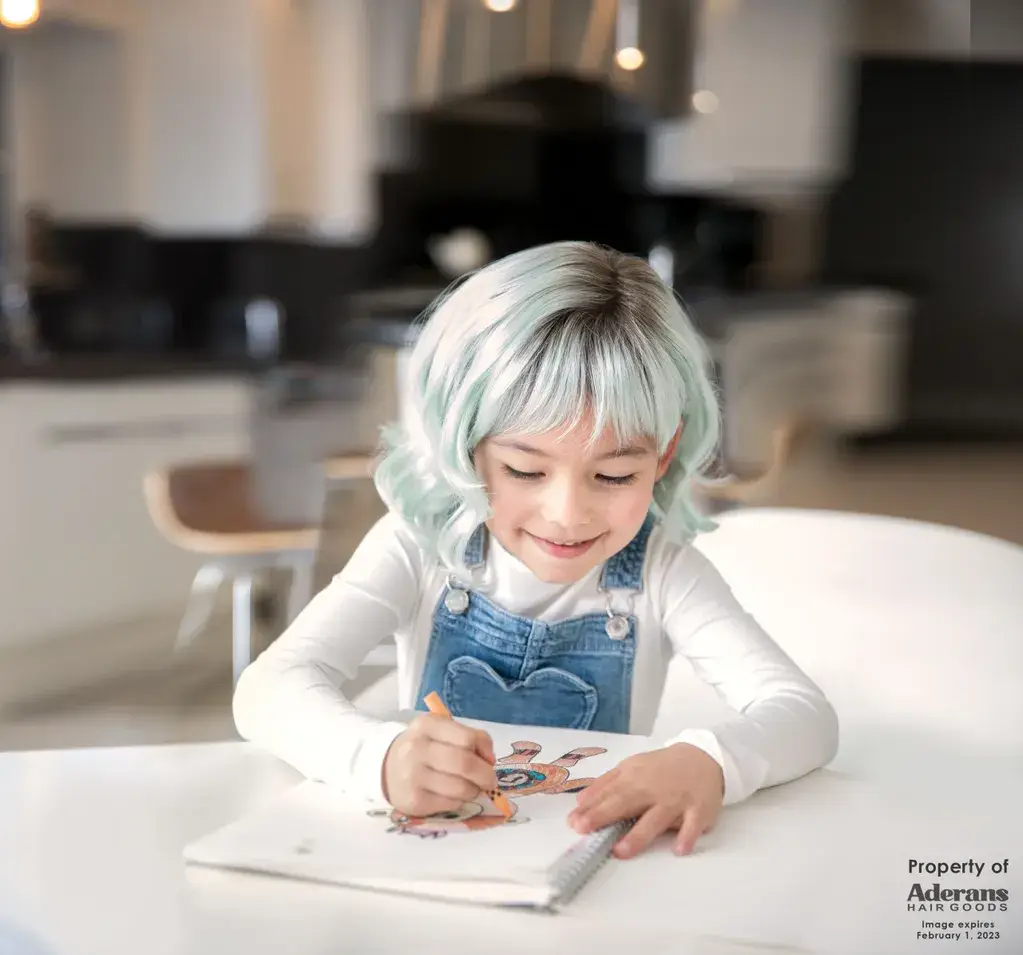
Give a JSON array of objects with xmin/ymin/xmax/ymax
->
[{"xmin": 185, "ymin": 722, "xmax": 656, "ymax": 896}]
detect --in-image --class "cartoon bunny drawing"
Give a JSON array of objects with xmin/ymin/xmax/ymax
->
[
  {"xmin": 370, "ymin": 797, "xmax": 522, "ymax": 839},
  {"xmin": 494, "ymin": 741, "xmax": 607, "ymax": 796},
  {"xmin": 371, "ymin": 741, "xmax": 607, "ymax": 839}
]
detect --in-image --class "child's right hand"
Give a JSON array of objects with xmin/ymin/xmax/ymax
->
[{"xmin": 382, "ymin": 714, "xmax": 498, "ymax": 816}]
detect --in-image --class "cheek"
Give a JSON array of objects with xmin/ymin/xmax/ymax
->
[
  {"xmin": 609, "ymin": 480, "xmax": 657, "ymax": 522},
  {"xmin": 487, "ymin": 476, "xmax": 530, "ymax": 514}
]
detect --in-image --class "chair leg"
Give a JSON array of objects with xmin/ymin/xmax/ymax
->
[
  {"xmin": 176, "ymin": 563, "xmax": 225, "ymax": 652},
  {"xmin": 286, "ymin": 554, "xmax": 316, "ymax": 624},
  {"xmin": 232, "ymin": 574, "xmax": 255, "ymax": 686}
]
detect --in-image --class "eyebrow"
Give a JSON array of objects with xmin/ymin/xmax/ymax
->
[{"xmin": 493, "ymin": 440, "xmax": 652, "ymax": 460}]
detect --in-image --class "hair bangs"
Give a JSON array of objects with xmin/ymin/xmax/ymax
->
[{"xmin": 479, "ymin": 311, "xmax": 686, "ymax": 454}]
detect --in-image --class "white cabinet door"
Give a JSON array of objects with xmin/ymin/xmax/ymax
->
[
  {"xmin": 140, "ymin": 0, "xmax": 268, "ymax": 234},
  {"xmin": 1, "ymin": 378, "xmax": 251, "ymax": 649},
  {"xmin": 139, "ymin": 0, "xmax": 374, "ymax": 238},
  {"xmin": 651, "ymin": 0, "xmax": 852, "ymax": 192}
]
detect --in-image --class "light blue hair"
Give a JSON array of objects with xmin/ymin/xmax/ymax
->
[{"xmin": 373, "ymin": 241, "xmax": 722, "ymax": 578}]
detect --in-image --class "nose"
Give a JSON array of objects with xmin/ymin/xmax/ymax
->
[{"xmin": 539, "ymin": 475, "xmax": 593, "ymax": 530}]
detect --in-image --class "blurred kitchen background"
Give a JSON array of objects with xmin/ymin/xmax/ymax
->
[{"xmin": 0, "ymin": 0, "xmax": 1020, "ymax": 748}]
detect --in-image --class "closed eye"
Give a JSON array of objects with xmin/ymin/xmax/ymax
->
[
  {"xmin": 503, "ymin": 468, "xmax": 544, "ymax": 482},
  {"xmin": 502, "ymin": 465, "xmax": 541, "ymax": 481},
  {"xmin": 599, "ymin": 474, "xmax": 637, "ymax": 486},
  {"xmin": 501, "ymin": 465, "xmax": 636, "ymax": 486}
]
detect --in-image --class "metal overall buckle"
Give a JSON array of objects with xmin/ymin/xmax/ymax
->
[
  {"xmin": 443, "ymin": 574, "xmax": 470, "ymax": 614},
  {"xmin": 603, "ymin": 590, "xmax": 634, "ymax": 640}
]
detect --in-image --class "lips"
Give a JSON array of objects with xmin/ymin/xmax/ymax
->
[{"xmin": 528, "ymin": 531, "xmax": 604, "ymax": 559}]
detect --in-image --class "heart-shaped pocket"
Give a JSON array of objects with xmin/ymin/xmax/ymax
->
[{"xmin": 444, "ymin": 656, "xmax": 598, "ymax": 730}]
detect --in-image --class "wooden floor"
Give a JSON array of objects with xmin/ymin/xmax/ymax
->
[
  {"xmin": 770, "ymin": 440, "xmax": 1023, "ymax": 548},
  {"xmin": 2, "ymin": 439, "xmax": 1021, "ymax": 753}
]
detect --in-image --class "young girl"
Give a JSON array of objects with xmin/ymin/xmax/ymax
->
[{"xmin": 233, "ymin": 241, "xmax": 838, "ymax": 860}]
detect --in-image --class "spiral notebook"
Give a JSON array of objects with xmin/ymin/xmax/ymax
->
[{"xmin": 184, "ymin": 722, "xmax": 653, "ymax": 910}]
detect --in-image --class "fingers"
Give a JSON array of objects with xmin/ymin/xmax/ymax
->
[
  {"xmin": 613, "ymin": 805, "xmax": 677, "ymax": 859},
  {"xmin": 413, "ymin": 716, "xmax": 496, "ymax": 768},
  {"xmin": 403, "ymin": 716, "xmax": 499, "ymax": 799},
  {"xmin": 569, "ymin": 785, "xmax": 641, "ymax": 835},
  {"xmin": 401, "ymin": 788, "xmax": 464, "ymax": 818},
  {"xmin": 417, "ymin": 766, "xmax": 484, "ymax": 803},
  {"xmin": 474, "ymin": 729, "xmax": 496, "ymax": 767},
  {"xmin": 572, "ymin": 768, "xmax": 619, "ymax": 809},
  {"xmin": 562, "ymin": 747, "xmax": 721, "ymax": 860},
  {"xmin": 425, "ymin": 740, "xmax": 498, "ymax": 793},
  {"xmin": 411, "ymin": 713, "xmax": 479, "ymax": 750},
  {"xmin": 673, "ymin": 809, "xmax": 707, "ymax": 856}
]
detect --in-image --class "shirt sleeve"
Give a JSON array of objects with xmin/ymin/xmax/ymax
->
[
  {"xmin": 658, "ymin": 543, "xmax": 840, "ymax": 806},
  {"xmin": 232, "ymin": 513, "xmax": 420, "ymax": 805}
]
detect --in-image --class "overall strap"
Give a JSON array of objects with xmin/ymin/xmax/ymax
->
[
  {"xmin": 464, "ymin": 523, "xmax": 486, "ymax": 570},
  {"xmin": 598, "ymin": 512, "xmax": 656, "ymax": 592}
]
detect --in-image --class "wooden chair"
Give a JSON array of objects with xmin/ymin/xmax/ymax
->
[
  {"xmin": 144, "ymin": 459, "xmax": 321, "ymax": 686},
  {"xmin": 696, "ymin": 420, "xmax": 802, "ymax": 508},
  {"xmin": 321, "ymin": 452, "xmax": 376, "ymax": 483}
]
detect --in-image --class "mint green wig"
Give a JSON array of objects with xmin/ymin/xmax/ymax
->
[{"xmin": 374, "ymin": 241, "xmax": 721, "ymax": 578}]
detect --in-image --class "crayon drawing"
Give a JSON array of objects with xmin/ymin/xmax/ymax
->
[
  {"xmin": 369, "ymin": 741, "xmax": 608, "ymax": 839},
  {"xmin": 495, "ymin": 741, "xmax": 607, "ymax": 796},
  {"xmin": 370, "ymin": 796, "xmax": 524, "ymax": 839}
]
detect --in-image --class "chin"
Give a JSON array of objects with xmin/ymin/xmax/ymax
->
[{"xmin": 526, "ymin": 555, "xmax": 599, "ymax": 585}]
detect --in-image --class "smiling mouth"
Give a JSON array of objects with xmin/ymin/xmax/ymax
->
[
  {"xmin": 533, "ymin": 533, "xmax": 597, "ymax": 545},
  {"xmin": 527, "ymin": 531, "xmax": 605, "ymax": 557}
]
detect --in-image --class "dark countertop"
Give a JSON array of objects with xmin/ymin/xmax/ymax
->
[
  {"xmin": 0, "ymin": 288, "xmax": 883, "ymax": 382},
  {"xmin": 341, "ymin": 317, "xmax": 420, "ymax": 348},
  {"xmin": 0, "ymin": 352, "xmax": 269, "ymax": 383},
  {"xmin": 0, "ymin": 352, "xmax": 374, "ymax": 415},
  {"xmin": 339, "ymin": 287, "xmax": 872, "ymax": 348}
]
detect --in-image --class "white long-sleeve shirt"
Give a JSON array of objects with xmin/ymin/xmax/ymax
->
[{"xmin": 233, "ymin": 513, "xmax": 839, "ymax": 807}]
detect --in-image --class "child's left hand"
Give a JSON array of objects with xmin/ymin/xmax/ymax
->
[{"xmin": 567, "ymin": 743, "xmax": 724, "ymax": 859}]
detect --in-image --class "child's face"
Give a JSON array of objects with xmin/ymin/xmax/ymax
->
[{"xmin": 474, "ymin": 413, "xmax": 677, "ymax": 584}]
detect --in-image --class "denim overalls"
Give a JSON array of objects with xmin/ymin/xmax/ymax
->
[{"xmin": 415, "ymin": 514, "xmax": 656, "ymax": 733}]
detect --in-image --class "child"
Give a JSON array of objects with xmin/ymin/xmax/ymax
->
[{"xmin": 233, "ymin": 241, "xmax": 839, "ymax": 860}]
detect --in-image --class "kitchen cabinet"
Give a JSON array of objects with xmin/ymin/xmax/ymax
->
[
  {"xmin": 9, "ymin": 0, "xmax": 375, "ymax": 237},
  {"xmin": 0, "ymin": 377, "xmax": 251, "ymax": 650},
  {"xmin": 650, "ymin": 0, "xmax": 852, "ymax": 193},
  {"xmin": 140, "ymin": 0, "xmax": 373, "ymax": 238}
]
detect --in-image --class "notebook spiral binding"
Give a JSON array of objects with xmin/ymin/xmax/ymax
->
[{"xmin": 549, "ymin": 818, "xmax": 636, "ymax": 909}]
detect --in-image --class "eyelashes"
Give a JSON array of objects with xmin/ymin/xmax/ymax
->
[{"xmin": 500, "ymin": 465, "xmax": 637, "ymax": 486}]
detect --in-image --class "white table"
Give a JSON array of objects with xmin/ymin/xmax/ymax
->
[
  {"xmin": 2, "ymin": 510, "xmax": 1021, "ymax": 955},
  {"xmin": 679, "ymin": 507, "xmax": 1023, "ymax": 749}
]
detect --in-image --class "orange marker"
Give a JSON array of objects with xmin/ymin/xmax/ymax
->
[
  {"xmin": 423, "ymin": 691, "xmax": 452, "ymax": 719},
  {"xmin": 423, "ymin": 692, "xmax": 513, "ymax": 819}
]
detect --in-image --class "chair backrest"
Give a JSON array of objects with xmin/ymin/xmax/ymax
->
[
  {"xmin": 143, "ymin": 468, "xmax": 182, "ymax": 544},
  {"xmin": 694, "ymin": 420, "xmax": 802, "ymax": 510},
  {"xmin": 144, "ymin": 461, "xmax": 318, "ymax": 556},
  {"xmin": 311, "ymin": 476, "xmax": 388, "ymax": 594},
  {"xmin": 249, "ymin": 363, "xmax": 378, "ymax": 527},
  {"xmin": 718, "ymin": 290, "xmax": 910, "ymax": 470}
]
